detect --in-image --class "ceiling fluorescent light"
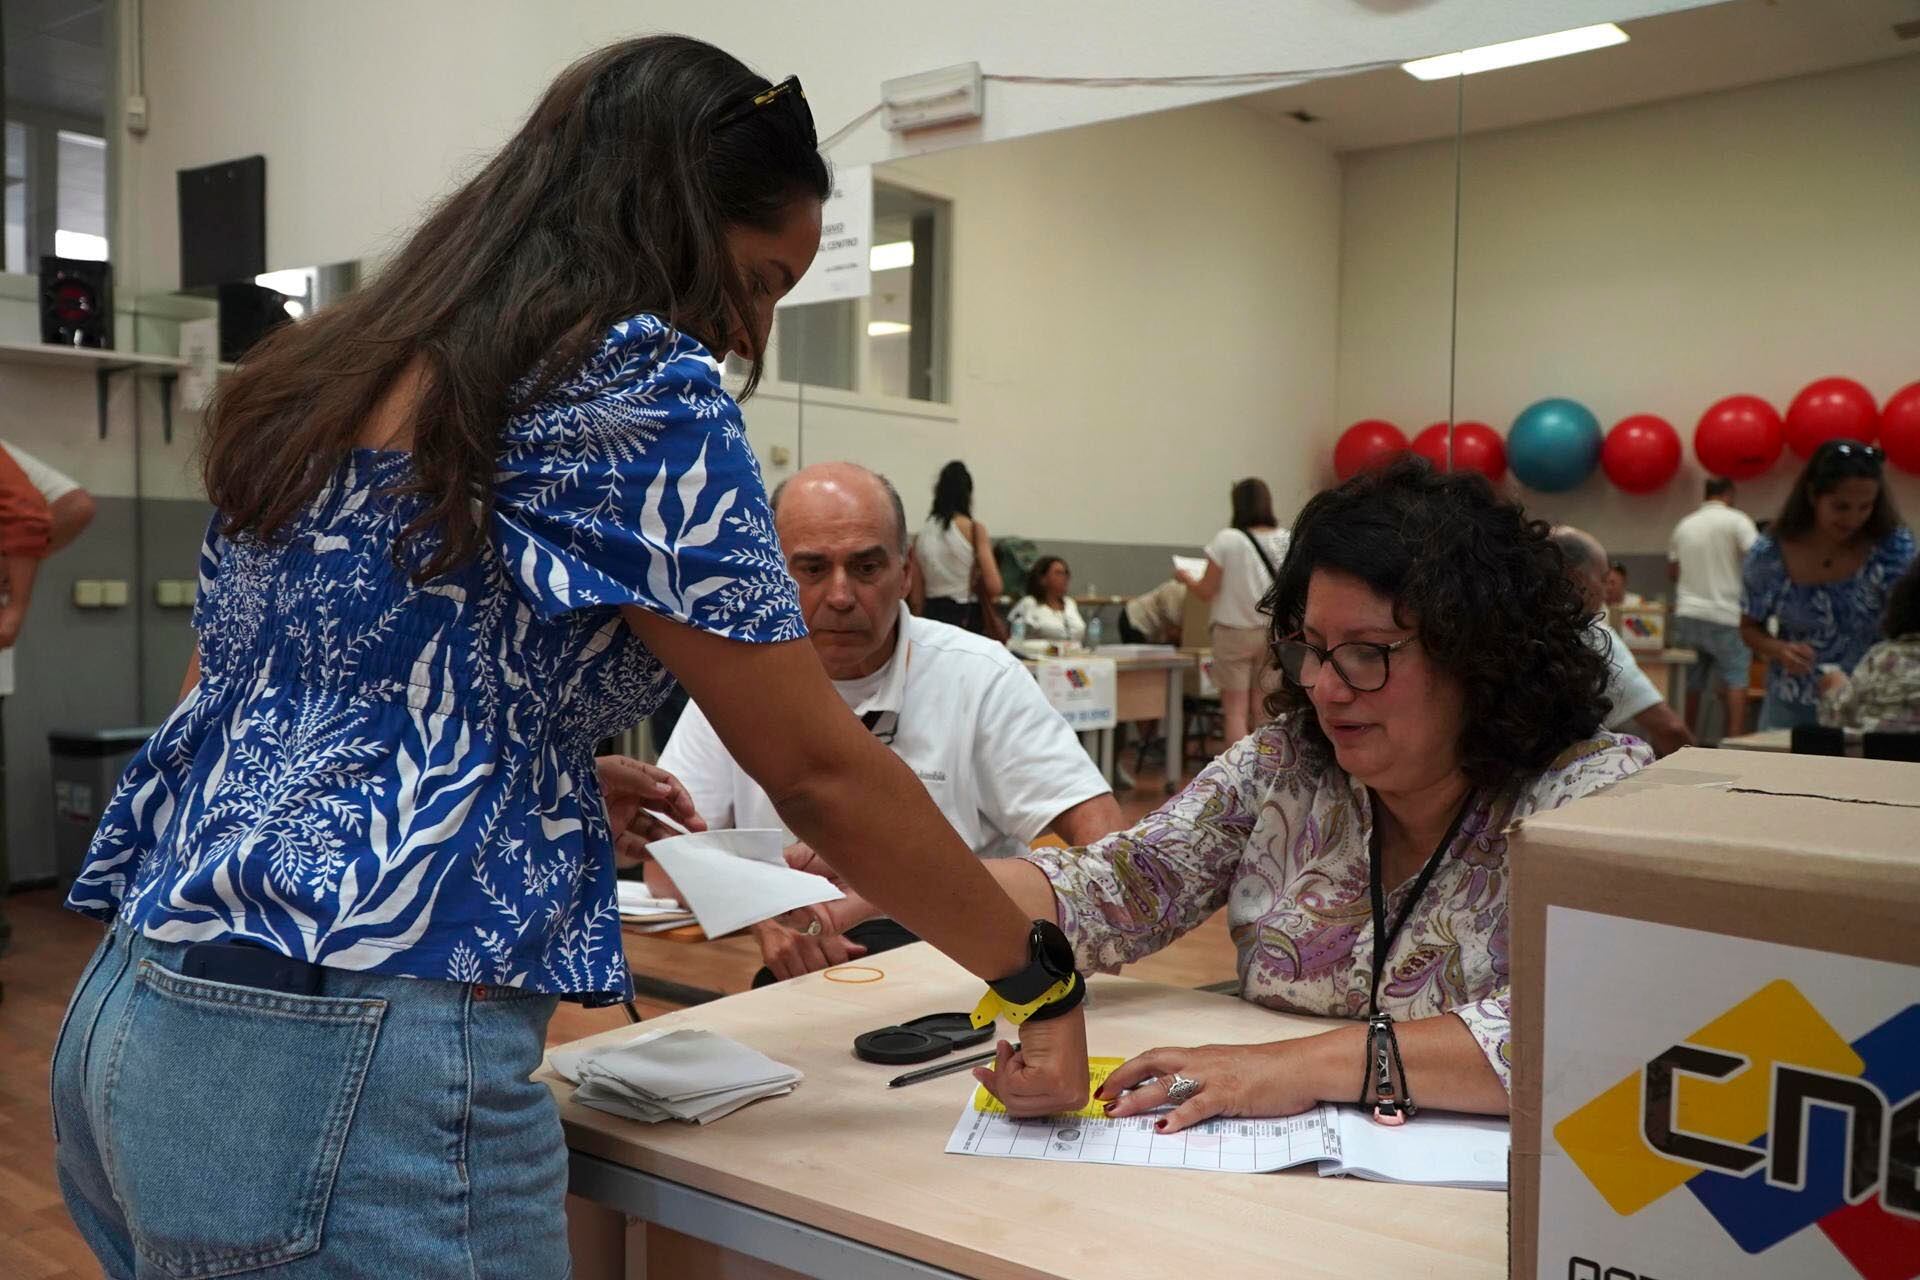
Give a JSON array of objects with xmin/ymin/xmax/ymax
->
[
  {"xmin": 1402, "ymin": 23, "xmax": 1627, "ymax": 81},
  {"xmin": 867, "ymin": 321, "xmax": 911, "ymax": 337},
  {"xmin": 870, "ymin": 241, "xmax": 914, "ymax": 271}
]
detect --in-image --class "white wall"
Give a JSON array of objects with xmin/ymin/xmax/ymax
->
[
  {"xmin": 774, "ymin": 98, "xmax": 1343, "ymax": 548},
  {"xmin": 1336, "ymin": 55, "xmax": 1920, "ymax": 553},
  {"xmin": 113, "ymin": 0, "xmax": 1712, "ymax": 299}
]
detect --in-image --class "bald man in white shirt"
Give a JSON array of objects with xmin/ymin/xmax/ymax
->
[
  {"xmin": 1552, "ymin": 526, "xmax": 1693, "ymax": 758},
  {"xmin": 649, "ymin": 462, "xmax": 1123, "ymax": 981}
]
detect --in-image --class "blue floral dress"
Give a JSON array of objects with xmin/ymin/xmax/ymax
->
[
  {"xmin": 1741, "ymin": 526, "xmax": 1916, "ymax": 727},
  {"xmin": 66, "ymin": 316, "xmax": 803, "ymax": 1005}
]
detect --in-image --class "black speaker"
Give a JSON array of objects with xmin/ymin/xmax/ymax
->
[
  {"xmin": 39, "ymin": 257, "xmax": 114, "ymax": 349},
  {"xmin": 217, "ymin": 281, "xmax": 294, "ymax": 364}
]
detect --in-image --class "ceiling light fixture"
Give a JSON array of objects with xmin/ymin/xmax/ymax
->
[
  {"xmin": 870, "ymin": 241, "xmax": 914, "ymax": 271},
  {"xmin": 1401, "ymin": 23, "xmax": 1627, "ymax": 81}
]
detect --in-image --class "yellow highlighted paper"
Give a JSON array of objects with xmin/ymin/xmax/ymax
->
[{"xmin": 971, "ymin": 1057, "xmax": 1125, "ymax": 1119}]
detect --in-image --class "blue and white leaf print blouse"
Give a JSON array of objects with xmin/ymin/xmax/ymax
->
[{"xmin": 66, "ymin": 316, "xmax": 803, "ymax": 1004}]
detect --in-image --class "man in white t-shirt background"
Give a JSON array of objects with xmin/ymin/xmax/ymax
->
[
  {"xmin": 649, "ymin": 462, "xmax": 1123, "ymax": 982},
  {"xmin": 1553, "ymin": 526, "xmax": 1693, "ymax": 757},
  {"xmin": 1667, "ymin": 476, "xmax": 1760, "ymax": 740}
]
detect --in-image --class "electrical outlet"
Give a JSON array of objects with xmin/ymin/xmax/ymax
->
[
  {"xmin": 768, "ymin": 445, "xmax": 793, "ymax": 467},
  {"xmin": 125, "ymin": 95, "xmax": 149, "ymax": 135},
  {"xmin": 73, "ymin": 580, "xmax": 105, "ymax": 608},
  {"xmin": 155, "ymin": 579, "xmax": 193, "ymax": 608},
  {"xmin": 100, "ymin": 580, "xmax": 129, "ymax": 607}
]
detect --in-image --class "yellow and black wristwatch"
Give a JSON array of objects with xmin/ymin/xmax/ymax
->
[{"xmin": 971, "ymin": 920, "xmax": 1085, "ymax": 1028}]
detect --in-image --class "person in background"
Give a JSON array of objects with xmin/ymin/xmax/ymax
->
[
  {"xmin": 652, "ymin": 462, "xmax": 1122, "ymax": 981},
  {"xmin": 0, "ymin": 443, "xmax": 93, "ymax": 972},
  {"xmin": 1818, "ymin": 560, "xmax": 1920, "ymax": 733},
  {"xmin": 1553, "ymin": 526, "xmax": 1694, "ymax": 757},
  {"xmin": 51, "ymin": 39, "xmax": 1087, "ymax": 1279},
  {"xmin": 1180, "ymin": 478, "xmax": 1289, "ymax": 745},
  {"xmin": 1604, "ymin": 561, "xmax": 1642, "ymax": 607},
  {"xmin": 910, "ymin": 459, "xmax": 1001, "ymax": 634},
  {"xmin": 1742, "ymin": 440, "xmax": 1915, "ymax": 730},
  {"xmin": 796, "ymin": 461, "xmax": 1650, "ymax": 1128},
  {"xmin": 1008, "ymin": 555, "xmax": 1086, "ymax": 646},
  {"xmin": 1668, "ymin": 476, "xmax": 1760, "ymax": 740},
  {"xmin": 1119, "ymin": 578, "xmax": 1186, "ymax": 647}
]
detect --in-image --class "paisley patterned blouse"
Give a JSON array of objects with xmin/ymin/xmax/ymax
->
[
  {"xmin": 66, "ymin": 316, "xmax": 803, "ymax": 1005},
  {"xmin": 1023, "ymin": 716, "xmax": 1653, "ymax": 1091}
]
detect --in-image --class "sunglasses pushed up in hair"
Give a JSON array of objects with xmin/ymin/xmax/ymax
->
[
  {"xmin": 1811, "ymin": 440, "xmax": 1884, "ymax": 478},
  {"xmin": 713, "ymin": 75, "xmax": 817, "ymax": 149}
]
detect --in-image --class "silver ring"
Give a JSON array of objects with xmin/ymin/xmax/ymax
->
[
  {"xmin": 801, "ymin": 919, "xmax": 822, "ymax": 936},
  {"xmin": 1166, "ymin": 1073, "xmax": 1201, "ymax": 1104}
]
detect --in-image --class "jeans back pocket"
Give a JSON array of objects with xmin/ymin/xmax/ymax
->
[{"xmin": 101, "ymin": 959, "xmax": 387, "ymax": 1279}]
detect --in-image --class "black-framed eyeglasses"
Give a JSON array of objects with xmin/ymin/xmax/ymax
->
[
  {"xmin": 714, "ymin": 75, "xmax": 817, "ymax": 149},
  {"xmin": 1812, "ymin": 440, "xmax": 1885, "ymax": 477},
  {"xmin": 1276, "ymin": 635, "xmax": 1416, "ymax": 693}
]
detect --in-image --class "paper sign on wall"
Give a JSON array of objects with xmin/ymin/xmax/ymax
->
[
  {"xmin": 1537, "ymin": 908, "xmax": 1920, "ymax": 1280},
  {"xmin": 776, "ymin": 164, "xmax": 872, "ymax": 309},
  {"xmin": 178, "ymin": 317, "xmax": 219, "ymax": 412},
  {"xmin": 1037, "ymin": 658, "xmax": 1117, "ymax": 731}
]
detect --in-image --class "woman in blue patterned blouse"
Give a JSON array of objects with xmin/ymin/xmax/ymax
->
[
  {"xmin": 1741, "ymin": 440, "xmax": 1915, "ymax": 730},
  {"xmin": 51, "ymin": 37, "xmax": 1086, "ymax": 1279}
]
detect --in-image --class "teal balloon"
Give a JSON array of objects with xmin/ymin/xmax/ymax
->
[{"xmin": 1508, "ymin": 398, "xmax": 1603, "ymax": 492}]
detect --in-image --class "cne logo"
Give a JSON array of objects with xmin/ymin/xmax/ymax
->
[
  {"xmin": 1061, "ymin": 667, "xmax": 1092, "ymax": 690},
  {"xmin": 1554, "ymin": 981, "xmax": 1920, "ymax": 1278}
]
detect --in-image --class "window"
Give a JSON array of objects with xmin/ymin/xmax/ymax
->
[
  {"xmin": 54, "ymin": 129, "xmax": 108, "ymax": 260},
  {"xmin": 770, "ymin": 180, "xmax": 951, "ymax": 402}
]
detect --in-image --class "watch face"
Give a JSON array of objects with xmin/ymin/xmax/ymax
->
[{"xmin": 1033, "ymin": 920, "xmax": 1075, "ymax": 977}]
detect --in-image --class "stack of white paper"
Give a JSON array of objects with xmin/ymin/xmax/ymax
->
[
  {"xmin": 642, "ymin": 828, "xmax": 841, "ymax": 938},
  {"xmin": 551, "ymin": 1027, "xmax": 802, "ymax": 1124},
  {"xmin": 614, "ymin": 881, "xmax": 694, "ymax": 932}
]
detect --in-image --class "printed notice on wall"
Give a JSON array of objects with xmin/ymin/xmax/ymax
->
[
  {"xmin": 1037, "ymin": 658, "xmax": 1117, "ymax": 731},
  {"xmin": 777, "ymin": 164, "xmax": 871, "ymax": 309},
  {"xmin": 1537, "ymin": 907, "xmax": 1920, "ymax": 1280}
]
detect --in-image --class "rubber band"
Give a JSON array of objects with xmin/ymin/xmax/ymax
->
[{"xmin": 823, "ymin": 965, "xmax": 886, "ymax": 984}]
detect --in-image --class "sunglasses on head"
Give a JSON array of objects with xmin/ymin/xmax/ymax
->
[
  {"xmin": 1812, "ymin": 440, "xmax": 1884, "ymax": 478},
  {"xmin": 713, "ymin": 75, "xmax": 817, "ymax": 149}
]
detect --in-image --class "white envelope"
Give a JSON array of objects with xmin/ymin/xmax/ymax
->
[{"xmin": 642, "ymin": 828, "xmax": 842, "ymax": 938}]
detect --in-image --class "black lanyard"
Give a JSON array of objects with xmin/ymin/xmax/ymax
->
[{"xmin": 1367, "ymin": 790, "xmax": 1475, "ymax": 1017}]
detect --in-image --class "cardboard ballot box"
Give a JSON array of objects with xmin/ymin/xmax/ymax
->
[{"xmin": 1509, "ymin": 748, "xmax": 1920, "ymax": 1280}]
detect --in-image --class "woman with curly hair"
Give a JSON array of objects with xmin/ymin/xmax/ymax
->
[{"xmin": 965, "ymin": 458, "xmax": 1653, "ymax": 1129}]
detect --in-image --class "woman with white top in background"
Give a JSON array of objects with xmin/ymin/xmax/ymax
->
[
  {"xmin": 912, "ymin": 460, "xmax": 1002, "ymax": 634},
  {"xmin": 1009, "ymin": 556, "xmax": 1087, "ymax": 646},
  {"xmin": 1181, "ymin": 477, "xmax": 1290, "ymax": 745}
]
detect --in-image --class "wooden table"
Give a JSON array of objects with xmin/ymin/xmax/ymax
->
[
  {"xmin": 1629, "ymin": 646, "xmax": 1698, "ymax": 707},
  {"xmin": 1023, "ymin": 652, "xmax": 1194, "ymax": 793},
  {"xmin": 551, "ymin": 943, "xmax": 1505, "ymax": 1280},
  {"xmin": 1718, "ymin": 727, "xmax": 1863, "ymax": 755}
]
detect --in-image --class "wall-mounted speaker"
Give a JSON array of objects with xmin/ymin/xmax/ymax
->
[
  {"xmin": 217, "ymin": 281, "xmax": 294, "ymax": 364},
  {"xmin": 39, "ymin": 257, "xmax": 114, "ymax": 349}
]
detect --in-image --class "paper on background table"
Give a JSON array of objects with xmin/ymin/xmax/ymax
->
[
  {"xmin": 1172, "ymin": 555, "xmax": 1209, "ymax": 581},
  {"xmin": 643, "ymin": 828, "xmax": 841, "ymax": 938}
]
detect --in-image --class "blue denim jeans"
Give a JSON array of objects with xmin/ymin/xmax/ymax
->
[{"xmin": 51, "ymin": 927, "xmax": 570, "ymax": 1279}]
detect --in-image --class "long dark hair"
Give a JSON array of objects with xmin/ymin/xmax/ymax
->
[
  {"xmin": 1263, "ymin": 459, "xmax": 1609, "ymax": 788},
  {"xmin": 1231, "ymin": 478, "xmax": 1277, "ymax": 531},
  {"xmin": 930, "ymin": 460, "xmax": 974, "ymax": 530},
  {"xmin": 1025, "ymin": 556, "xmax": 1068, "ymax": 604},
  {"xmin": 202, "ymin": 35, "xmax": 829, "ymax": 580},
  {"xmin": 1771, "ymin": 440, "xmax": 1901, "ymax": 545}
]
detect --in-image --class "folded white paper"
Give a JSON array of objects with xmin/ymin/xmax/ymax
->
[
  {"xmin": 642, "ymin": 828, "xmax": 841, "ymax": 938},
  {"xmin": 1172, "ymin": 554, "xmax": 1209, "ymax": 581},
  {"xmin": 554, "ymin": 1028, "xmax": 803, "ymax": 1125}
]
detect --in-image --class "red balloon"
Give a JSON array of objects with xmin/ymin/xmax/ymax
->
[
  {"xmin": 1410, "ymin": 421, "xmax": 1506, "ymax": 482},
  {"xmin": 1883, "ymin": 381, "xmax": 1920, "ymax": 476},
  {"xmin": 1334, "ymin": 419, "xmax": 1407, "ymax": 481},
  {"xmin": 1785, "ymin": 377, "xmax": 1879, "ymax": 458},
  {"xmin": 1601, "ymin": 414, "xmax": 1683, "ymax": 494},
  {"xmin": 1694, "ymin": 395, "xmax": 1784, "ymax": 480}
]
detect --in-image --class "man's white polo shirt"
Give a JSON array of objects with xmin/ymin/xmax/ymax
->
[{"xmin": 658, "ymin": 603, "xmax": 1110, "ymax": 856}]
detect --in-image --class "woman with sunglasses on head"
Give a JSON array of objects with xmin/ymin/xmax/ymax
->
[
  {"xmin": 953, "ymin": 459, "xmax": 1652, "ymax": 1132},
  {"xmin": 51, "ymin": 37, "xmax": 1087, "ymax": 1278},
  {"xmin": 1740, "ymin": 440, "xmax": 1915, "ymax": 731}
]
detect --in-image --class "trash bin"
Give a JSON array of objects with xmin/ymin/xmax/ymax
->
[{"xmin": 49, "ymin": 727, "xmax": 156, "ymax": 885}]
